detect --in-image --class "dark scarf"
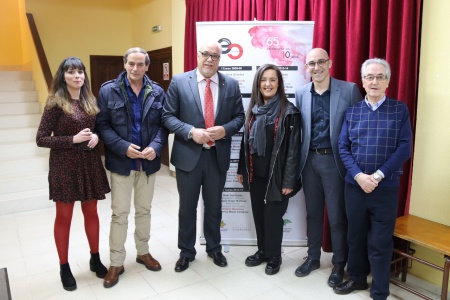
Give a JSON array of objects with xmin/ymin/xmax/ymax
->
[{"xmin": 248, "ymin": 95, "xmax": 281, "ymax": 156}]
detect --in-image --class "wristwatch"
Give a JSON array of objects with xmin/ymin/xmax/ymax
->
[
  {"xmin": 188, "ymin": 127, "xmax": 194, "ymax": 139},
  {"xmin": 372, "ymin": 172, "xmax": 383, "ymax": 182}
]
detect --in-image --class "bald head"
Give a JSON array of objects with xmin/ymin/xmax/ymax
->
[
  {"xmin": 306, "ymin": 48, "xmax": 329, "ymax": 62},
  {"xmin": 198, "ymin": 41, "xmax": 221, "ymax": 54},
  {"xmin": 305, "ymin": 48, "xmax": 332, "ymax": 86}
]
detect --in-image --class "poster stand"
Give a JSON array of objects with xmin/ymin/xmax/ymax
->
[{"xmin": 196, "ymin": 21, "xmax": 314, "ymax": 249}]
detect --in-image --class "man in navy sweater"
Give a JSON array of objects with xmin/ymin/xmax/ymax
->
[{"xmin": 335, "ymin": 58, "xmax": 412, "ymax": 300}]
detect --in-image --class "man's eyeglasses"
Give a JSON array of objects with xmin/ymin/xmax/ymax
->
[
  {"xmin": 198, "ymin": 51, "xmax": 221, "ymax": 61},
  {"xmin": 363, "ymin": 75, "xmax": 387, "ymax": 82},
  {"xmin": 306, "ymin": 59, "xmax": 330, "ymax": 68}
]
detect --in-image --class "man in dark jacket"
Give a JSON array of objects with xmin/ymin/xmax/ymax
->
[
  {"xmin": 294, "ymin": 48, "xmax": 362, "ymax": 286},
  {"xmin": 96, "ymin": 47, "xmax": 168, "ymax": 288},
  {"xmin": 162, "ymin": 40, "xmax": 244, "ymax": 272}
]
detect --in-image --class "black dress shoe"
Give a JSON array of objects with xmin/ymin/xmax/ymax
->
[
  {"xmin": 245, "ymin": 250, "xmax": 268, "ymax": 267},
  {"xmin": 208, "ymin": 251, "xmax": 227, "ymax": 267},
  {"xmin": 265, "ymin": 256, "xmax": 282, "ymax": 275},
  {"xmin": 333, "ymin": 279, "xmax": 369, "ymax": 295},
  {"xmin": 174, "ymin": 256, "xmax": 194, "ymax": 272},
  {"xmin": 295, "ymin": 257, "xmax": 320, "ymax": 277},
  {"xmin": 328, "ymin": 265, "xmax": 345, "ymax": 287}
]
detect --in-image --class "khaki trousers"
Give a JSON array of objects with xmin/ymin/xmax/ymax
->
[{"xmin": 109, "ymin": 171, "xmax": 155, "ymax": 266}]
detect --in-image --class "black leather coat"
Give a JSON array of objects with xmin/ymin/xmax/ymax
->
[{"xmin": 237, "ymin": 102, "xmax": 301, "ymax": 202}]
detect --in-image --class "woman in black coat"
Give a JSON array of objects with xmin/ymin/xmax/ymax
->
[{"xmin": 237, "ymin": 64, "xmax": 300, "ymax": 275}]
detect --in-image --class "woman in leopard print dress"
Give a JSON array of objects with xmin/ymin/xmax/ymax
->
[{"xmin": 36, "ymin": 57, "xmax": 110, "ymax": 291}]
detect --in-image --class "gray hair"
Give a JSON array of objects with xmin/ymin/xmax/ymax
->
[
  {"xmin": 123, "ymin": 47, "xmax": 150, "ymax": 65},
  {"xmin": 361, "ymin": 58, "xmax": 391, "ymax": 79}
]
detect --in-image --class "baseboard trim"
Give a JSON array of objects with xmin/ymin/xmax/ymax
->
[{"xmin": 0, "ymin": 268, "xmax": 12, "ymax": 300}]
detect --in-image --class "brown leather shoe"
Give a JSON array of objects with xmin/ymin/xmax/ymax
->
[
  {"xmin": 103, "ymin": 266, "xmax": 124, "ymax": 288},
  {"xmin": 136, "ymin": 253, "xmax": 161, "ymax": 271}
]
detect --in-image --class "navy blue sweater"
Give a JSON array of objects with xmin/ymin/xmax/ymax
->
[{"xmin": 338, "ymin": 98, "xmax": 412, "ymax": 187}]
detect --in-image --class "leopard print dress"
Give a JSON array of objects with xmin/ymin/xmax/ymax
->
[{"xmin": 36, "ymin": 100, "xmax": 110, "ymax": 203}]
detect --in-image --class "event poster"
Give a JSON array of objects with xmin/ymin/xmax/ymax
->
[{"xmin": 197, "ymin": 21, "xmax": 314, "ymax": 246}]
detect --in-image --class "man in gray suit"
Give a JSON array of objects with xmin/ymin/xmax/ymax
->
[
  {"xmin": 162, "ymin": 41, "xmax": 244, "ymax": 272},
  {"xmin": 294, "ymin": 48, "xmax": 362, "ymax": 286}
]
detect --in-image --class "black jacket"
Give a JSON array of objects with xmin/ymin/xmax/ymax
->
[{"xmin": 237, "ymin": 102, "xmax": 301, "ymax": 202}]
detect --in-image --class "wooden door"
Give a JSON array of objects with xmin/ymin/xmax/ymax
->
[
  {"xmin": 90, "ymin": 55, "xmax": 123, "ymax": 156},
  {"xmin": 147, "ymin": 47, "xmax": 172, "ymax": 92},
  {"xmin": 90, "ymin": 55, "xmax": 124, "ymax": 98}
]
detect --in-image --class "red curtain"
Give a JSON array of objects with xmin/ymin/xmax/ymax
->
[{"xmin": 184, "ymin": 0, "xmax": 421, "ymax": 251}]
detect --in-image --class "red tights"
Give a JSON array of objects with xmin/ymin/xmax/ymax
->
[{"xmin": 54, "ymin": 200, "xmax": 100, "ymax": 264}]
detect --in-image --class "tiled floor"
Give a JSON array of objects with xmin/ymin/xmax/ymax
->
[{"xmin": 0, "ymin": 166, "xmax": 431, "ymax": 299}]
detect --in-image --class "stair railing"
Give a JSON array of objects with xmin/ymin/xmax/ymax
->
[{"xmin": 26, "ymin": 13, "xmax": 52, "ymax": 89}]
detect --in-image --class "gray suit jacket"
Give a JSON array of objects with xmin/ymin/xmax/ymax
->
[
  {"xmin": 294, "ymin": 77, "xmax": 362, "ymax": 178},
  {"xmin": 162, "ymin": 69, "xmax": 244, "ymax": 173}
]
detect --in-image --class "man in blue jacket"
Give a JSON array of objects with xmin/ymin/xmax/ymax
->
[{"xmin": 96, "ymin": 47, "xmax": 168, "ymax": 288}]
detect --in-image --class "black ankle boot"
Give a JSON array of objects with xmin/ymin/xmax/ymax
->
[
  {"xmin": 245, "ymin": 250, "xmax": 267, "ymax": 267},
  {"xmin": 265, "ymin": 255, "xmax": 282, "ymax": 275},
  {"xmin": 90, "ymin": 252, "xmax": 108, "ymax": 278},
  {"xmin": 60, "ymin": 263, "xmax": 77, "ymax": 291}
]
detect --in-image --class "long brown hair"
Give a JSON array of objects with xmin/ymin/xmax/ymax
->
[
  {"xmin": 246, "ymin": 64, "xmax": 289, "ymax": 123},
  {"xmin": 45, "ymin": 57, "xmax": 99, "ymax": 116}
]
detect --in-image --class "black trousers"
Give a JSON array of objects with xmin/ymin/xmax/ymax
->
[
  {"xmin": 302, "ymin": 152, "xmax": 348, "ymax": 266},
  {"xmin": 176, "ymin": 148, "xmax": 226, "ymax": 258},
  {"xmin": 249, "ymin": 175, "xmax": 289, "ymax": 258}
]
